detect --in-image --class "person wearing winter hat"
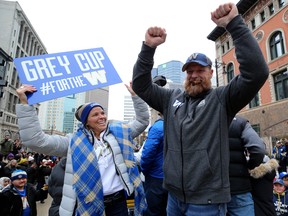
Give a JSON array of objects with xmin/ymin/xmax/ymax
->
[
  {"xmin": 10, "ymin": 169, "xmax": 27, "ymax": 181},
  {"xmin": 0, "ymin": 169, "xmax": 47, "ymax": 216},
  {"xmin": 6, "ymin": 152, "xmax": 14, "ymax": 161},
  {"xmin": 15, "ymin": 81, "xmax": 149, "ymax": 216}
]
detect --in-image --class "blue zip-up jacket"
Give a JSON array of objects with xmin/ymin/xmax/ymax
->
[
  {"xmin": 132, "ymin": 15, "xmax": 269, "ymax": 204},
  {"xmin": 140, "ymin": 119, "xmax": 164, "ymax": 178}
]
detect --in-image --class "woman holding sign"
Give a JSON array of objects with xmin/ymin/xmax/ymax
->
[{"xmin": 16, "ymin": 83, "xmax": 149, "ymax": 216}]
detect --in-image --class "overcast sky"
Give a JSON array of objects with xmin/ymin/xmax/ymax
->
[{"xmin": 11, "ymin": 0, "xmax": 239, "ymax": 120}]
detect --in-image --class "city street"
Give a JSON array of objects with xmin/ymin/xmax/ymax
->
[{"xmin": 37, "ymin": 195, "xmax": 52, "ymax": 216}]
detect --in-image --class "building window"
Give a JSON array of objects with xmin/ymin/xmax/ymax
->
[
  {"xmin": 278, "ymin": 0, "xmax": 285, "ymax": 8},
  {"xmin": 11, "ymin": 68, "xmax": 16, "ymax": 86},
  {"xmin": 226, "ymin": 63, "xmax": 234, "ymax": 82},
  {"xmin": 251, "ymin": 18, "xmax": 256, "ymax": 29},
  {"xmin": 270, "ymin": 31, "xmax": 285, "ymax": 60},
  {"xmin": 260, "ymin": 11, "xmax": 265, "ymax": 22},
  {"xmin": 249, "ymin": 92, "xmax": 260, "ymax": 108},
  {"xmin": 269, "ymin": 3, "xmax": 274, "ymax": 15},
  {"xmin": 251, "ymin": 124, "xmax": 260, "ymax": 136},
  {"xmin": 13, "ymin": 95, "xmax": 17, "ymax": 114},
  {"xmin": 221, "ymin": 45, "xmax": 225, "ymax": 54},
  {"xmin": 226, "ymin": 41, "xmax": 230, "ymax": 50},
  {"xmin": 274, "ymin": 70, "xmax": 288, "ymax": 100},
  {"xmin": 6, "ymin": 116, "xmax": 11, "ymax": 123}
]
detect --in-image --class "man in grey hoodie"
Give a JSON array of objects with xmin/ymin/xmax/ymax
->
[{"xmin": 132, "ymin": 2, "xmax": 269, "ymax": 215}]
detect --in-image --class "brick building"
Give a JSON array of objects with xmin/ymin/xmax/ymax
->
[{"xmin": 208, "ymin": 0, "xmax": 288, "ymax": 153}]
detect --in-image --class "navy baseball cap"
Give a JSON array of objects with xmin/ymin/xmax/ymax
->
[
  {"xmin": 279, "ymin": 172, "xmax": 288, "ymax": 179},
  {"xmin": 273, "ymin": 178, "xmax": 285, "ymax": 186},
  {"xmin": 182, "ymin": 53, "xmax": 212, "ymax": 72}
]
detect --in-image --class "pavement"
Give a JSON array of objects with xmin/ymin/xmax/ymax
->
[{"xmin": 37, "ymin": 194, "xmax": 52, "ymax": 216}]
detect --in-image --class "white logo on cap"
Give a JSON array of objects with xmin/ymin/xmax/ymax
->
[{"xmin": 189, "ymin": 53, "xmax": 199, "ymax": 60}]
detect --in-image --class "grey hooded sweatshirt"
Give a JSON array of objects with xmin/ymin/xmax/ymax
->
[{"xmin": 132, "ymin": 15, "xmax": 269, "ymax": 204}]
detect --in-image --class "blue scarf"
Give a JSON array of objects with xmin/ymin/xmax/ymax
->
[
  {"xmin": 71, "ymin": 126, "xmax": 104, "ymax": 216},
  {"xmin": 71, "ymin": 122, "xmax": 147, "ymax": 216},
  {"xmin": 109, "ymin": 121, "xmax": 147, "ymax": 216}
]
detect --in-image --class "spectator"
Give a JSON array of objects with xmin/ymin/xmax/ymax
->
[
  {"xmin": 37, "ymin": 159, "xmax": 52, "ymax": 203},
  {"xmin": 26, "ymin": 161, "xmax": 38, "ymax": 186},
  {"xmin": 0, "ymin": 176, "xmax": 11, "ymax": 192},
  {"xmin": 141, "ymin": 111, "xmax": 167, "ymax": 216},
  {"xmin": 12, "ymin": 138, "xmax": 22, "ymax": 156},
  {"xmin": 273, "ymin": 178, "xmax": 288, "ymax": 215},
  {"xmin": 227, "ymin": 116, "xmax": 266, "ymax": 215},
  {"xmin": 0, "ymin": 169, "xmax": 47, "ymax": 216},
  {"xmin": 3, "ymin": 159, "xmax": 19, "ymax": 178},
  {"xmin": 15, "ymin": 82, "xmax": 149, "ymax": 215},
  {"xmin": 272, "ymin": 140, "xmax": 287, "ymax": 173},
  {"xmin": 28, "ymin": 155, "xmax": 35, "ymax": 164},
  {"xmin": 0, "ymin": 154, "xmax": 7, "ymax": 178},
  {"xmin": 140, "ymin": 75, "xmax": 168, "ymax": 216},
  {"xmin": 6, "ymin": 153, "xmax": 14, "ymax": 162},
  {"xmin": 249, "ymin": 155, "xmax": 278, "ymax": 216},
  {"xmin": 17, "ymin": 157, "xmax": 29, "ymax": 171},
  {"xmin": 132, "ymin": 2, "xmax": 268, "ymax": 215},
  {"xmin": 0, "ymin": 134, "xmax": 14, "ymax": 160},
  {"xmin": 48, "ymin": 157, "xmax": 68, "ymax": 216},
  {"xmin": 280, "ymin": 172, "xmax": 288, "ymax": 188}
]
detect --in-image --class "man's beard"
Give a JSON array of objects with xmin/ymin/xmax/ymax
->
[{"xmin": 184, "ymin": 78, "xmax": 212, "ymax": 97}]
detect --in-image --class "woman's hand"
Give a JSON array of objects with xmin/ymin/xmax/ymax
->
[
  {"xmin": 16, "ymin": 85, "xmax": 37, "ymax": 104},
  {"xmin": 125, "ymin": 81, "xmax": 136, "ymax": 96}
]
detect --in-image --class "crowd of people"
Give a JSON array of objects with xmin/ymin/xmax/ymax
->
[
  {"xmin": 0, "ymin": 1, "xmax": 287, "ymax": 216},
  {"xmin": 0, "ymin": 140, "xmax": 58, "ymax": 215},
  {"xmin": 0, "ymin": 142, "xmax": 56, "ymax": 188}
]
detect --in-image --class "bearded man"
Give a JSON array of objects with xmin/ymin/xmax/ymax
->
[{"xmin": 132, "ymin": 3, "xmax": 269, "ymax": 216}]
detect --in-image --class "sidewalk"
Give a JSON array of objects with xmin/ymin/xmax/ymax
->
[{"xmin": 37, "ymin": 195, "xmax": 52, "ymax": 216}]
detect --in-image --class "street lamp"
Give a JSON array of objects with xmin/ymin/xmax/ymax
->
[{"xmin": 214, "ymin": 59, "xmax": 226, "ymax": 87}]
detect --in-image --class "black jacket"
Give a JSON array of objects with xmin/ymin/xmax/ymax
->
[
  {"xmin": 228, "ymin": 116, "xmax": 265, "ymax": 194},
  {"xmin": 48, "ymin": 157, "xmax": 66, "ymax": 216},
  {"xmin": 249, "ymin": 156, "xmax": 278, "ymax": 216},
  {"xmin": 0, "ymin": 183, "xmax": 46, "ymax": 216}
]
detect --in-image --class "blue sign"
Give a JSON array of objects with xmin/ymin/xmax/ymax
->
[{"xmin": 14, "ymin": 47, "xmax": 122, "ymax": 104}]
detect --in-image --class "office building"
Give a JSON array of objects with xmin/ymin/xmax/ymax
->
[
  {"xmin": 0, "ymin": 1, "xmax": 47, "ymax": 139},
  {"xmin": 0, "ymin": 1, "xmax": 109, "ymax": 138},
  {"xmin": 156, "ymin": 60, "xmax": 185, "ymax": 86}
]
